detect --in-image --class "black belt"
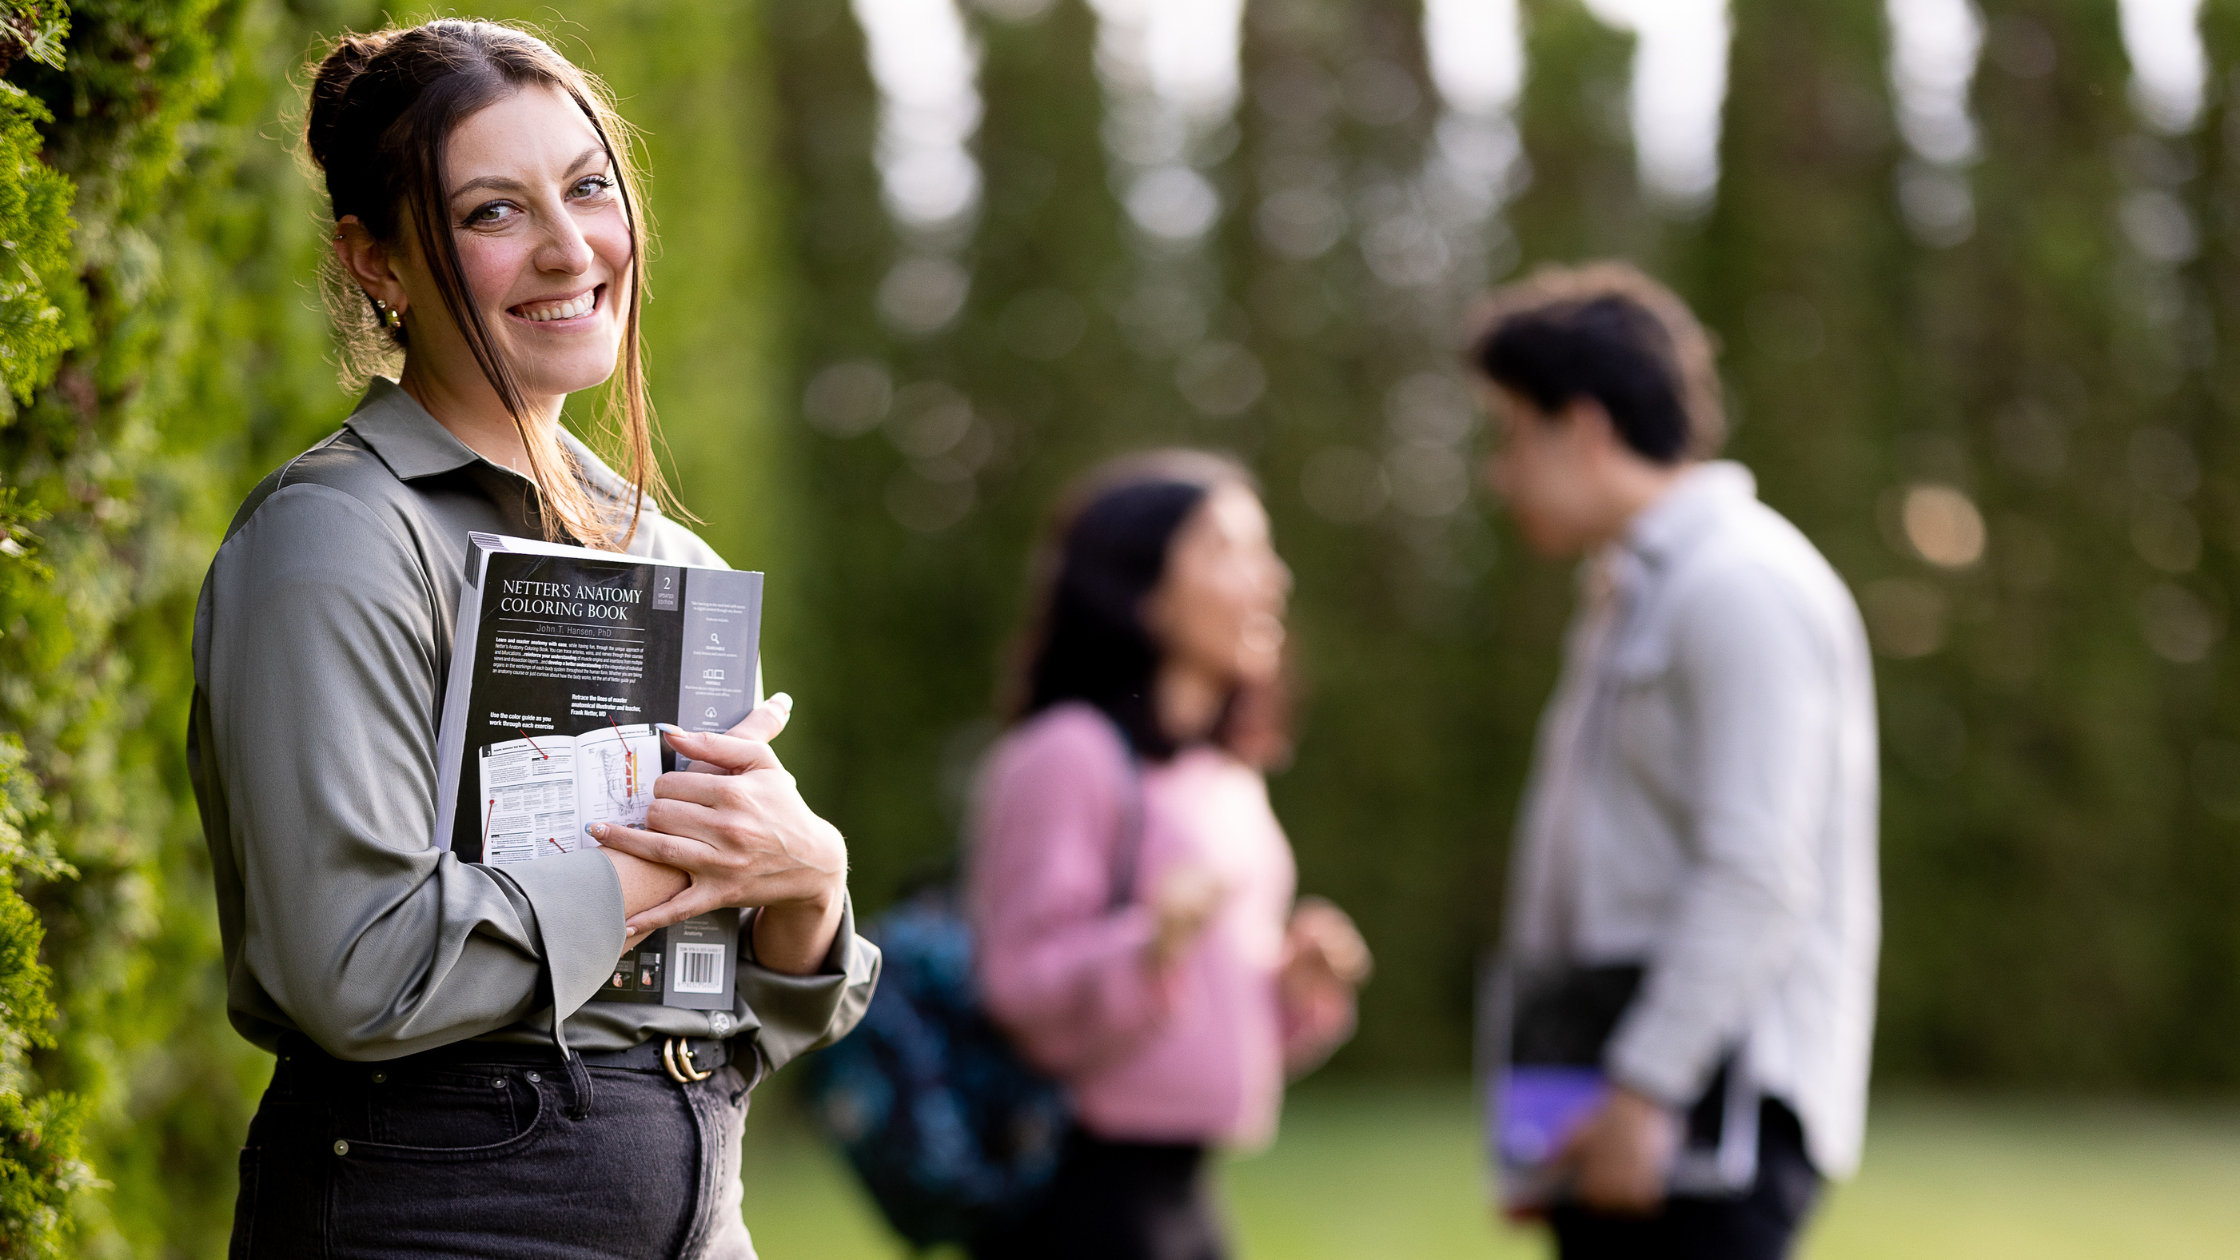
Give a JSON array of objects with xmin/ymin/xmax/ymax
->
[{"xmin": 276, "ymin": 1031, "xmax": 736, "ymax": 1084}]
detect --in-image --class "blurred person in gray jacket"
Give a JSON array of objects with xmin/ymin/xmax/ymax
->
[{"xmin": 1470, "ymin": 263, "xmax": 1880, "ymax": 1260}]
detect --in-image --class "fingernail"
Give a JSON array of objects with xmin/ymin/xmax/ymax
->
[
  {"xmin": 585, "ymin": 823, "xmax": 605, "ymax": 838},
  {"xmin": 769, "ymin": 692, "xmax": 793, "ymax": 711},
  {"xmin": 655, "ymin": 723, "xmax": 686, "ymax": 737}
]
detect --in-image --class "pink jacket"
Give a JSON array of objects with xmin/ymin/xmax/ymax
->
[{"xmin": 967, "ymin": 703, "xmax": 1336, "ymax": 1149}]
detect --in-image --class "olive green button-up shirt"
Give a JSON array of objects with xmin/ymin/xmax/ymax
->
[{"xmin": 189, "ymin": 378, "xmax": 877, "ymax": 1068}]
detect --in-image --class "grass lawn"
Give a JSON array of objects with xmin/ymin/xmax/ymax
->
[{"xmin": 738, "ymin": 1081, "xmax": 2240, "ymax": 1259}]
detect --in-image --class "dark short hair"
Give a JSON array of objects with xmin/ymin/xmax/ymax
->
[
  {"xmin": 1468, "ymin": 262, "xmax": 1724, "ymax": 464},
  {"xmin": 1005, "ymin": 450, "xmax": 1284, "ymax": 764}
]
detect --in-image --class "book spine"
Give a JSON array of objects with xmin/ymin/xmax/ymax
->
[{"xmin": 431, "ymin": 541, "xmax": 495, "ymax": 852}]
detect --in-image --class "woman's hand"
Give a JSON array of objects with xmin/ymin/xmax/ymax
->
[
  {"xmin": 604, "ymin": 850, "xmax": 689, "ymax": 953},
  {"xmin": 1277, "ymin": 896, "xmax": 1371, "ymax": 1075},
  {"xmin": 589, "ymin": 695, "xmax": 850, "ymax": 976},
  {"xmin": 1280, "ymin": 896, "xmax": 1372, "ymax": 993},
  {"xmin": 1147, "ymin": 862, "xmax": 1226, "ymax": 968}
]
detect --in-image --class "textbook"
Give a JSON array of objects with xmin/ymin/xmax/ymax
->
[{"xmin": 433, "ymin": 531, "xmax": 763, "ymax": 1011}]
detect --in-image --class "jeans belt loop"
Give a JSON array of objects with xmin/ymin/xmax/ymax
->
[{"xmin": 662, "ymin": 1037, "xmax": 713, "ymax": 1084}]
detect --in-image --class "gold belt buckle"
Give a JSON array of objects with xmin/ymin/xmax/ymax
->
[{"xmin": 662, "ymin": 1036, "xmax": 713, "ymax": 1084}]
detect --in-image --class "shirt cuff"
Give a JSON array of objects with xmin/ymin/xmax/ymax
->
[
  {"xmin": 737, "ymin": 895, "xmax": 882, "ymax": 1075},
  {"xmin": 491, "ymin": 848, "xmax": 628, "ymax": 1021},
  {"xmin": 1602, "ymin": 1013, "xmax": 1715, "ymax": 1108}
]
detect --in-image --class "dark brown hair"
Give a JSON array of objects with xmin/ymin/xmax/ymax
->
[
  {"xmin": 306, "ymin": 19, "xmax": 675, "ymax": 548},
  {"xmin": 1003, "ymin": 450, "xmax": 1291, "ymax": 768},
  {"xmin": 1468, "ymin": 261, "xmax": 1726, "ymax": 463}
]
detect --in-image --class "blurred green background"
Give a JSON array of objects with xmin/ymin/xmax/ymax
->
[{"xmin": 5, "ymin": 0, "xmax": 2240, "ymax": 1254}]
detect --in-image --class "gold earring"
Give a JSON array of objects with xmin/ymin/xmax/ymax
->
[{"xmin": 372, "ymin": 297, "xmax": 402, "ymax": 330}]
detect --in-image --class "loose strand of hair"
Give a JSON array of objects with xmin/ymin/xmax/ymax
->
[{"xmin": 579, "ymin": 88, "xmax": 693, "ymax": 543}]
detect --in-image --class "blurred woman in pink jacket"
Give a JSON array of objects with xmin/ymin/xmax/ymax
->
[{"xmin": 967, "ymin": 451, "xmax": 1371, "ymax": 1260}]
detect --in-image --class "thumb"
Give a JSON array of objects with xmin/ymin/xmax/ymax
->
[{"xmin": 726, "ymin": 692, "xmax": 794, "ymax": 744}]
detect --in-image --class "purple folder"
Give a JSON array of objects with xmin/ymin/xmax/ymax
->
[{"xmin": 1494, "ymin": 1065, "xmax": 1609, "ymax": 1166}]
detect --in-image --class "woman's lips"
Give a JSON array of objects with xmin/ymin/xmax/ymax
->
[{"xmin": 511, "ymin": 285, "xmax": 601, "ymax": 323}]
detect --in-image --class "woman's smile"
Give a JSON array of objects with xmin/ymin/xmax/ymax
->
[{"xmin": 509, "ymin": 283, "xmax": 604, "ymax": 326}]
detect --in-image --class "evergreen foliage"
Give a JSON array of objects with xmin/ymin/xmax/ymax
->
[
  {"xmin": 0, "ymin": 55, "xmax": 73, "ymax": 412},
  {"xmin": 1, "ymin": 0, "xmax": 374, "ymax": 1251}
]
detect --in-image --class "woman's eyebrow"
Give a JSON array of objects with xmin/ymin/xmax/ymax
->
[{"xmin": 447, "ymin": 146, "xmax": 607, "ymax": 201}]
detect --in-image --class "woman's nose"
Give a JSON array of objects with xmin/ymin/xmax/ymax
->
[{"xmin": 536, "ymin": 207, "xmax": 595, "ymax": 275}]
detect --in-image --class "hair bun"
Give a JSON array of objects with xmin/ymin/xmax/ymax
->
[{"xmin": 305, "ymin": 30, "xmax": 399, "ymax": 173}]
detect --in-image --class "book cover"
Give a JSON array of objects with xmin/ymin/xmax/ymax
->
[{"xmin": 434, "ymin": 532, "xmax": 762, "ymax": 1012}]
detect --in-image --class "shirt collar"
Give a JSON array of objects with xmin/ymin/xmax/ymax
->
[
  {"xmin": 344, "ymin": 377, "xmax": 486, "ymax": 482},
  {"xmin": 1622, "ymin": 460, "xmax": 1757, "ymax": 568},
  {"xmin": 343, "ymin": 376, "xmax": 639, "ymax": 510}
]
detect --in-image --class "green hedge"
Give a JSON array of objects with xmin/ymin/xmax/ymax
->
[{"xmin": 2, "ymin": 0, "xmax": 373, "ymax": 1252}]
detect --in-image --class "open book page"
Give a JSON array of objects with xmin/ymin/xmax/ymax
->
[
  {"xmin": 477, "ymin": 734, "xmax": 580, "ymax": 864},
  {"xmin": 571, "ymin": 722, "xmax": 661, "ymax": 834}
]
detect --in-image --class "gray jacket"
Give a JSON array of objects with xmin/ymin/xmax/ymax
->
[
  {"xmin": 1505, "ymin": 462, "xmax": 1881, "ymax": 1178},
  {"xmin": 189, "ymin": 379, "xmax": 877, "ymax": 1070}
]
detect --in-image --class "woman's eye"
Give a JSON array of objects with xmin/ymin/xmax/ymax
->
[
  {"xmin": 463, "ymin": 201, "xmax": 519, "ymax": 228},
  {"xmin": 571, "ymin": 175, "xmax": 615, "ymax": 201}
]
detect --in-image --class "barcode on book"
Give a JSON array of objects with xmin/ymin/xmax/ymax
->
[{"xmin": 672, "ymin": 943, "xmax": 725, "ymax": 994}]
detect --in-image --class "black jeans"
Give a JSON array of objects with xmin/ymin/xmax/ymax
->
[
  {"xmin": 1549, "ymin": 1099, "xmax": 1822, "ymax": 1260},
  {"xmin": 229, "ymin": 1038, "xmax": 756, "ymax": 1260},
  {"xmin": 972, "ymin": 1129, "xmax": 1228, "ymax": 1260}
]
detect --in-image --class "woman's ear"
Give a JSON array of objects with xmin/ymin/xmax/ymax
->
[{"xmin": 334, "ymin": 215, "xmax": 409, "ymax": 316}]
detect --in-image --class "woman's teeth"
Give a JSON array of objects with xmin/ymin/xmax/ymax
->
[{"xmin": 516, "ymin": 291, "xmax": 595, "ymax": 322}]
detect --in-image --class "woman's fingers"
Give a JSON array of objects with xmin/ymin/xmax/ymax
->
[
  {"xmin": 651, "ymin": 768, "xmax": 755, "ymax": 808},
  {"xmin": 657, "ymin": 725, "xmax": 781, "ymax": 775},
  {"xmin": 624, "ymin": 883, "xmax": 726, "ymax": 938},
  {"xmin": 653, "ymin": 694, "xmax": 792, "ymax": 775},
  {"xmin": 728, "ymin": 692, "xmax": 793, "ymax": 744},
  {"xmin": 642, "ymin": 792, "xmax": 732, "ymax": 840},
  {"xmin": 1290, "ymin": 896, "xmax": 1373, "ymax": 984},
  {"xmin": 589, "ymin": 821, "xmax": 711, "ymax": 869},
  {"xmin": 599, "ymin": 702, "xmax": 848, "ymax": 952}
]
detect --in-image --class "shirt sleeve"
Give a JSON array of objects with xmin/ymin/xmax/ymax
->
[
  {"xmin": 201, "ymin": 484, "xmax": 627, "ymax": 1060},
  {"xmin": 967, "ymin": 713, "xmax": 1176, "ymax": 1077},
  {"xmin": 736, "ymin": 897, "xmax": 882, "ymax": 1077},
  {"xmin": 1604, "ymin": 562, "xmax": 1831, "ymax": 1105}
]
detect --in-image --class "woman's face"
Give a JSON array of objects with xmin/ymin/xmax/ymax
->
[
  {"xmin": 396, "ymin": 83, "xmax": 634, "ymax": 403},
  {"xmin": 1142, "ymin": 483, "xmax": 1292, "ymax": 688}
]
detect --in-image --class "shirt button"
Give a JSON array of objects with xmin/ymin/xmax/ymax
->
[
  {"xmin": 333, "ymin": 1140, "xmax": 349, "ymax": 1157},
  {"xmin": 370, "ymin": 1071, "xmax": 386, "ymax": 1085},
  {"xmin": 491, "ymin": 1077, "xmax": 505, "ymax": 1089}
]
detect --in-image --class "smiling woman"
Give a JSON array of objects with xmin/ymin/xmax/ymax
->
[
  {"xmin": 191, "ymin": 19, "xmax": 878, "ymax": 1260},
  {"xmin": 314, "ymin": 21, "xmax": 665, "ymax": 549}
]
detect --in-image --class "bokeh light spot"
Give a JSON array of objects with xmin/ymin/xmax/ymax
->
[{"xmin": 1902, "ymin": 484, "xmax": 1987, "ymax": 569}]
